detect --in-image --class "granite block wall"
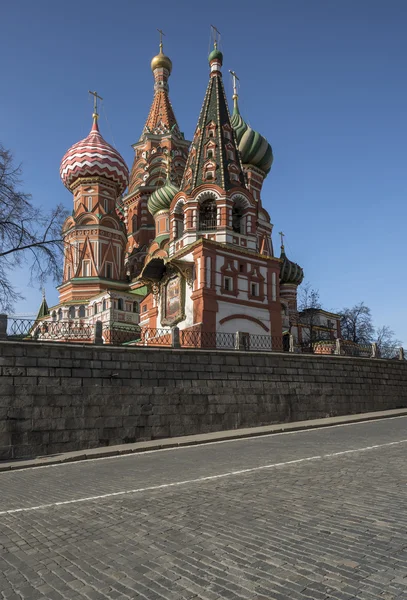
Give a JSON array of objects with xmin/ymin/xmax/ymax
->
[{"xmin": 1, "ymin": 341, "xmax": 406, "ymax": 460}]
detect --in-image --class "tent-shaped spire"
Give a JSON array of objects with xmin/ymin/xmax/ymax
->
[
  {"xmin": 141, "ymin": 38, "xmax": 182, "ymax": 139},
  {"xmin": 35, "ymin": 290, "xmax": 49, "ymax": 321},
  {"xmin": 181, "ymin": 43, "xmax": 246, "ymax": 192}
]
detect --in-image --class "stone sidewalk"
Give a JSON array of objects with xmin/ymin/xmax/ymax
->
[{"xmin": 1, "ymin": 407, "xmax": 407, "ymax": 473}]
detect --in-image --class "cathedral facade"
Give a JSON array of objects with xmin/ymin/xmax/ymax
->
[{"xmin": 40, "ymin": 37, "xmax": 322, "ymax": 347}]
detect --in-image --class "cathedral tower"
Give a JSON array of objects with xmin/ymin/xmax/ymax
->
[
  {"xmin": 122, "ymin": 35, "xmax": 190, "ymax": 280},
  {"xmin": 138, "ymin": 42, "xmax": 283, "ymax": 341},
  {"xmin": 58, "ymin": 100, "xmax": 130, "ymax": 305}
]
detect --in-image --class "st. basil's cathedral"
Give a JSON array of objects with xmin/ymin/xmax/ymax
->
[{"xmin": 39, "ymin": 36, "xmax": 340, "ymax": 347}]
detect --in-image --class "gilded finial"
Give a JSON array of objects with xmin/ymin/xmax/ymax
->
[
  {"xmin": 88, "ymin": 90, "xmax": 103, "ymax": 122},
  {"xmin": 157, "ymin": 28, "xmax": 165, "ymax": 53},
  {"xmin": 151, "ymin": 29, "xmax": 172, "ymax": 73},
  {"xmin": 279, "ymin": 231, "xmax": 285, "ymax": 250},
  {"xmin": 210, "ymin": 24, "xmax": 221, "ymax": 47}
]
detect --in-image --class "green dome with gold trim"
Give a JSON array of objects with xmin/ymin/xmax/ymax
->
[
  {"xmin": 208, "ymin": 46, "xmax": 223, "ymax": 64},
  {"xmin": 230, "ymin": 99, "xmax": 273, "ymax": 175},
  {"xmin": 279, "ymin": 247, "xmax": 304, "ymax": 286},
  {"xmin": 148, "ymin": 180, "xmax": 179, "ymax": 216}
]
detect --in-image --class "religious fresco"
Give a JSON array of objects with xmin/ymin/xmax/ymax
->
[{"xmin": 161, "ymin": 274, "xmax": 185, "ymax": 326}]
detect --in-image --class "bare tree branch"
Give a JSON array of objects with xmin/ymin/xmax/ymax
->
[{"xmin": 0, "ymin": 144, "xmax": 68, "ymax": 311}]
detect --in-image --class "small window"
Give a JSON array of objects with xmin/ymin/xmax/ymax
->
[
  {"xmin": 239, "ymin": 264, "xmax": 244, "ymax": 273},
  {"xmin": 78, "ymin": 305, "xmax": 85, "ymax": 318},
  {"xmin": 251, "ymin": 283, "xmax": 258, "ymax": 297},
  {"xmin": 106, "ymin": 263, "xmax": 112, "ymax": 279},
  {"xmin": 104, "ymin": 198, "xmax": 109, "ymax": 213},
  {"xmin": 82, "ymin": 261, "xmax": 90, "ymax": 277},
  {"xmin": 224, "ymin": 277, "xmax": 232, "ymax": 292},
  {"xmin": 142, "ymin": 305, "xmax": 147, "ymax": 313},
  {"xmin": 57, "ymin": 308, "xmax": 63, "ymax": 321},
  {"xmin": 52, "ymin": 311, "xmax": 57, "ymax": 322},
  {"xmin": 133, "ymin": 302, "xmax": 139, "ymax": 313},
  {"xmin": 118, "ymin": 298, "xmax": 123, "ymax": 311},
  {"xmin": 209, "ymin": 130, "xmax": 214, "ymax": 138},
  {"xmin": 227, "ymin": 150, "xmax": 234, "ymax": 161},
  {"xmin": 207, "ymin": 150, "xmax": 214, "ymax": 159},
  {"xmin": 68, "ymin": 306, "xmax": 76, "ymax": 319},
  {"xmin": 206, "ymin": 171, "xmax": 214, "ymax": 180},
  {"xmin": 93, "ymin": 304, "xmax": 97, "ymax": 315},
  {"xmin": 88, "ymin": 196, "xmax": 92, "ymax": 212},
  {"xmin": 102, "ymin": 299, "xmax": 107, "ymax": 311}
]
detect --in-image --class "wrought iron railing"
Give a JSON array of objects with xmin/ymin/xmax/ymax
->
[
  {"xmin": 138, "ymin": 327, "xmax": 172, "ymax": 347},
  {"xmin": 7, "ymin": 318, "xmax": 92, "ymax": 341},
  {"xmin": 1, "ymin": 316, "xmax": 406, "ymax": 360},
  {"xmin": 102, "ymin": 323, "xmax": 141, "ymax": 346},
  {"xmin": 180, "ymin": 329, "xmax": 235, "ymax": 350},
  {"xmin": 198, "ymin": 217, "xmax": 217, "ymax": 231}
]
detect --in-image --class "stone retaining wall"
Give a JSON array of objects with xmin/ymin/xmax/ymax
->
[{"xmin": 1, "ymin": 341, "xmax": 407, "ymax": 460}]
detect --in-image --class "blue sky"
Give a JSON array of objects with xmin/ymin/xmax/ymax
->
[{"xmin": 1, "ymin": 0, "xmax": 406, "ymax": 341}]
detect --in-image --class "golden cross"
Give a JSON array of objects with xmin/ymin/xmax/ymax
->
[
  {"xmin": 229, "ymin": 70, "xmax": 239, "ymax": 97},
  {"xmin": 88, "ymin": 90, "xmax": 103, "ymax": 117},
  {"xmin": 210, "ymin": 24, "xmax": 221, "ymax": 46},
  {"xmin": 278, "ymin": 231, "xmax": 285, "ymax": 247},
  {"xmin": 157, "ymin": 28, "xmax": 165, "ymax": 51}
]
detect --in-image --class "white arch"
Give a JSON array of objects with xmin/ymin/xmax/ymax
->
[
  {"xmin": 230, "ymin": 192, "xmax": 252, "ymax": 210},
  {"xmin": 195, "ymin": 189, "xmax": 220, "ymax": 205}
]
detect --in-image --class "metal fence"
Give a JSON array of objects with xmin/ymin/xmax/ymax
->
[
  {"xmin": 7, "ymin": 318, "xmax": 92, "ymax": 342},
  {"xmin": 1, "ymin": 316, "xmax": 406, "ymax": 360}
]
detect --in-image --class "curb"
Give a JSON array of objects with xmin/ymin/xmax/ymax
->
[{"xmin": 1, "ymin": 408, "xmax": 407, "ymax": 472}]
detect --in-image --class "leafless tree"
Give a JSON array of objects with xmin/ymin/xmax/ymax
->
[
  {"xmin": 339, "ymin": 302, "xmax": 374, "ymax": 345},
  {"xmin": 0, "ymin": 145, "xmax": 67, "ymax": 311},
  {"xmin": 375, "ymin": 325, "xmax": 402, "ymax": 358},
  {"xmin": 298, "ymin": 283, "xmax": 322, "ymax": 344}
]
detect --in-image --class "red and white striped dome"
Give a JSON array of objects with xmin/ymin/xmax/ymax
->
[{"xmin": 60, "ymin": 118, "xmax": 129, "ymax": 195}]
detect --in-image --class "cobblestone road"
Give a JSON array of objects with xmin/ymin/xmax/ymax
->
[{"xmin": 0, "ymin": 417, "xmax": 407, "ymax": 599}]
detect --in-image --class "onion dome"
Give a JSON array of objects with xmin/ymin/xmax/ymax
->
[
  {"xmin": 280, "ymin": 246, "xmax": 304, "ymax": 286},
  {"xmin": 208, "ymin": 43, "xmax": 223, "ymax": 65},
  {"xmin": 230, "ymin": 97, "xmax": 273, "ymax": 175},
  {"xmin": 60, "ymin": 117, "xmax": 129, "ymax": 195},
  {"xmin": 148, "ymin": 179, "xmax": 179, "ymax": 216},
  {"xmin": 151, "ymin": 41, "xmax": 172, "ymax": 74}
]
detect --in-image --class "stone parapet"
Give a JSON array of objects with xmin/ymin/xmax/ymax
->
[{"xmin": 0, "ymin": 341, "xmax": 407, "ymax": 460}]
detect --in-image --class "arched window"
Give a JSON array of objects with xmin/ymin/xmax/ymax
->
[
  {"xmin": 199, "ymin": 198, "xmax": 217, "ymax": 231},
  {"xmin": 57, "ymin": 308, "xmax": 63, "ymax": 321},
  {"xmin": 118, "ymin": 298, "xmax": 123, "ymax": 311},
  {"xmin": 174, "ymin": 203, "xmax": 185, "ymax": 240},
  {"xmin": 102, "ymin": 299, "xmax": 107, "ymax": 312},
  {"xmin": 133, "ymin": 301, "xmax": 139, "ymax": 313},
  {"xmin": 132, "ymin": 214, "xmax": 138, "ymax": 232},
  {"xmin": 52, "ymin": 311, "xmax": 57, "ymax": 322},
  {"xmin": 232, "ymin": 203, "xmax": 244, "ymax": 234},
  {"xmin": 78, "ymin": 305, "xmax": 85, "ymax": 318},
  {"xmin": 207, "ymin": 149, "xmax": 214, "ymax": 159},
  {"xmin": 68, "ymin": 306, "xmax": 76, "ymax": 320}
]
